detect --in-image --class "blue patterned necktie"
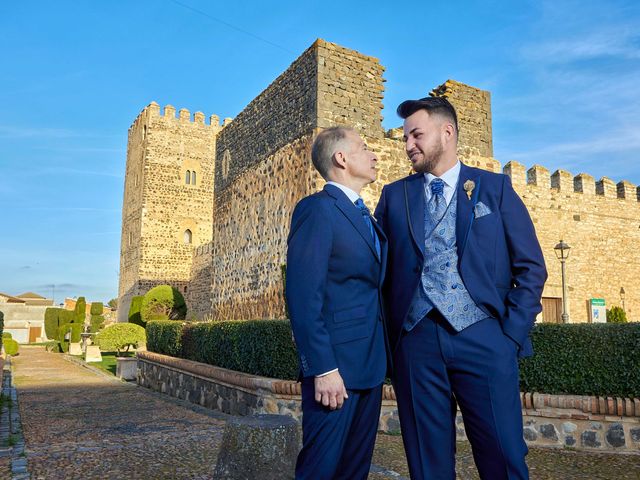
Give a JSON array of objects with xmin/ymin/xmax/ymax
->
[
  {"xmin": 355, "ymin": 198, "xmax": 381, "ymax": 258},
  {"xmin": 429, "ymin": 178, "xmax": 447, "ymax": 223}
]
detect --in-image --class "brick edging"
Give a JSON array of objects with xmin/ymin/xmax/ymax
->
[{"xmin": 137, "ymin": 351, "xmax": 639, "ymax": 417}]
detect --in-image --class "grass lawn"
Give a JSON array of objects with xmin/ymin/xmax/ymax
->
[{"xmin": 89, "ymin": 351, "xmax": 136, "ymax": 376}]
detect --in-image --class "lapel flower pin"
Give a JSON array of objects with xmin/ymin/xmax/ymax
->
[{"xmin": 463, "ymin": 180, "xmax": 475, "ymax": 200}]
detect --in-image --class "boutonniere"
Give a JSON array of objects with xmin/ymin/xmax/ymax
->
[{"xmin": 463, "ymin": 180, "xmax": 475, "ymax": 200}]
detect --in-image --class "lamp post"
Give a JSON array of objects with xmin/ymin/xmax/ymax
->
[
  {"xmin": 554, "ymin": 240, "xmax": 571, "ymax": 323},
  {"xmin": 620, "ymin": 287, "xmax": 626, "ymax": 312}
]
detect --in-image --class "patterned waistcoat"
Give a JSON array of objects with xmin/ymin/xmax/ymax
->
[{"xmin": 405, "ymin": 188, "xmax": 488, "ymax": 332}]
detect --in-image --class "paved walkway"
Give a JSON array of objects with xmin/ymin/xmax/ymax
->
[{"xmin": 1, "ymin": 346, "xmax": 639, "ymax": 479}]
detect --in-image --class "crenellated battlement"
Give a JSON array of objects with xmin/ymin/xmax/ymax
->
[
  {"xmin": 128, "ymin": 101, "xmax": 224, "ymax": 132},
  {"xmin": 503, "ymin": 160, "xmax": 640, "ymax": 202}
]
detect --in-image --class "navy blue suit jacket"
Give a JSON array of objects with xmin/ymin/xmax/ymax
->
[
  {"xmin": 286, "ymin": 184, "xmax": 387, "ymax": 390},
  {"xmin": 374, "ymin": 163, "xmax": 547, "ymax": 357}
]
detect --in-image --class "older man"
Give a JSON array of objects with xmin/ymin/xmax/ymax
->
[{"xmin": 286, "ymin": 127, "xmax": 388, "ymax": 479}]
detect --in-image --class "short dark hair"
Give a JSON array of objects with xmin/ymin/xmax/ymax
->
[
  {"xmin": 396, "ymin": 96, "xmax": 459, "ymax": 134},
  {"xmin": 311, "ymin": 126, "xmax": 354, "ymax": 180}
]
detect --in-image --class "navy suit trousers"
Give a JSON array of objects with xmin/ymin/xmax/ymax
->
[
  {"xmin": 393, "ymin": 312, "xmax": 528, "ymax": 480},
  {"xmin": 296, "ymin": 378, "xmax": 382, "ymax": 480}
]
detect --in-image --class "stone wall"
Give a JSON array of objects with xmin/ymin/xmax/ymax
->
[
  {"xmin": 138, "ymin": 351, "xmax": 640, "ymax": 452},
  {"xmin": 505, "ymin": 162, "xmax": 640, "ymax": 322},
  {"xmin": 118, "ymin": 103, "xmax": 220, "ymax": 321},
  {"xmin": 186, "ymin": 242, "xmax": 213, "ymax": 320}
]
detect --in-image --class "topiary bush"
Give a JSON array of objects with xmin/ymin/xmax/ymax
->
[
  {"xmin": 90, "ymin": 315, "xmax": 105, "ymax": 333},
  {"xmin": 519, "ymin": 323, "xmax": 640, "ymax": 397},
  {"xmin": 2, "ymin": 332, "xmax": 12, "ymax": 340},
  {"xmin": 95, "ymin": 323, "xmax": 146, "ymax": 355},
  {"xmin": 59, "ymin": 309, "xmax": 77, "ymax": 327},
  {"xmin": 74, "ymin": 297, "xmax": 87, "ymax": 324},
  {"xmin": 90, "ymin": 302, "xmax": 103, "ymax": 316},
  {"xmin": 57, "ymin": 323, "xmax": 83, "ymax": 353},
  {"xmin": 141, "ymin": 285, "xmax": 187, "ymax": 323},
  {"xmin": 146, "ymin": 320, "xmax": 184, "ymax": 357},
  {"xmin": 128, "ymin": 295, "xmax": 144, "ymax": 326},
  {"xmin": 44, "ymin": 307, "xmax": 63, "ymax": 340},
  {"xmin": 606, "ymin": 306, "xmax": 627, "ymax": 323},
  {"xmin": 3, "ymin": 338, "xmax": 19, "ymax": 356},
  {"xmin": 0, "ymin": 310, "xmax": 4, "ymax": 339}
]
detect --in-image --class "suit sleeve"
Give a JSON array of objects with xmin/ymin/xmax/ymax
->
[
  {"xmin": 286, "ymin": 198, "xmax": 338, "ymax": 377},
  {"xmin": 499, "ymin": 175, "xmax": 548, "ymax": 347}
]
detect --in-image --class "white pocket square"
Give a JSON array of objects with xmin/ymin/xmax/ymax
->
[{"xmin": 474, "ymin": 201, "xmax": 492, "ymax": 218}]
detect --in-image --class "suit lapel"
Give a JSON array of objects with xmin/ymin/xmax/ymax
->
[
  {"xmin": 372, "ymin": 219, "xmax": 387, "ymax": 282},
  {"xmin": 455, "ymin": 163, "xmax": 477, "ymax": 260},
  {"xmin": 325, "ymin": 185, "xmax": 380, "ymax": 262},
  {"xmin": 404, "ymin": 174, "xmax": 425, "ymax": 258}
]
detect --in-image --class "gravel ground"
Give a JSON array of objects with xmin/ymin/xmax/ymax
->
[{"xmin": 3, "ymin": 346, "xmax": 639, "ymax": 479}]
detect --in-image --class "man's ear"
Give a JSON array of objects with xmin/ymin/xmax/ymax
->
[
  {"xmin": 442, "ymin": 122, "xmax": 456, "ymax": 146},
  {"xmin": 332, "ymin": 150, "xmax": 347, "ymax": 170}
]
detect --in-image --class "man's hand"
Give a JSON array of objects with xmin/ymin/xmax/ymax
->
[{"xmin": 314, "ymin": 371, "xmax": 349, "ymax": 410}]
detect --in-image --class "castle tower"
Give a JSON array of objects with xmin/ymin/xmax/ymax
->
[{"xmin": 117, "ymin": 103, "xmax": 221, "ymax": 321}]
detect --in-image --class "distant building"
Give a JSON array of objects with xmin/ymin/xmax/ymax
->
[{"xmin": 0, "ymin": 292, "xmax": 53, "ymax": 343}]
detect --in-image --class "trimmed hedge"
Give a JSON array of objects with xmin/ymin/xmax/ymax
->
[
  {"xmin": 2, "ymin": 332, "xmax": 12, "ymax": 339},
  {"xmin": 95, "ymin": 323, "xmax": 146, "ymax": 355},
  {"xmin": 75, "ymin": 297, "xmax": 87, "ymax": 323},
  {"xmin": 44, "ymin": 307, "xmax": 63, "ymax": 339},
  {"xmin": 58, "ymin": 323, "xmax": 83, "ymax": 353},
  {"xmin": 141, "ymin": 285, "xmax": 187, "ymax": 323},
  {"xmin": 0, "ymin": 310, "xmax": 4, "ymax": 339},
  {"xmin": 147, "ymin": 319, "xmax": 298, "ymax": 380},
  {"xmin": 146, "ymin": 320, "xmax": 184, "ymax": 357},
  {"xmin": 90, "ymin": 302, "xmax": 103, "ymax": 316},
  {"xmin": 520, "ymin": 323, "xmax": 640, "ymax": 397},
  {"xmin": 3, "ymin": 338, "xmax": 18, "ymax": 356},
  {"xmin": 128, "ymin": 296, "xmax": 144, "ymax": 326}
]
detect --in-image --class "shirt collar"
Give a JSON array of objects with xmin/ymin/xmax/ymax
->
[
  {"xmin": 326, "ymin": 181, "xmax": 361, "ymax": 203},
  {"xmin": 423, "ymin": 160, "xmax": 461, "ymax": 189}
]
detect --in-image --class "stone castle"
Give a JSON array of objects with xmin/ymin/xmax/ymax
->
[{"xmin": 118, "ymin": 39, "xmax": 639, "ymax": 324}]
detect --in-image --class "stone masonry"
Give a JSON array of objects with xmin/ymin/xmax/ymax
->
[{"xmin": 118, "ymin": 38, "xmax": 639, "ymax": 322}]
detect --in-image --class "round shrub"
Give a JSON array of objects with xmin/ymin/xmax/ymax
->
[
  {"xmin": 141, "ymin": 285, "xmax": 187, "ymax": 323},
  {"xmin": 2, "ymin": 332, "xmax": 12, "ymax": 339},
  {"xmin": 95, "ymin": 323, "xmax": 146, "ymax": 355},
  {"xmin": 607, "ymin": 306, "xmax": 627, "ymax": 323},
  {"xmin": 3, "ymin": 338, "xmax": 19, "ymax": 356}
]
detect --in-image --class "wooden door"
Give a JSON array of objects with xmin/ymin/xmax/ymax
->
[
  {"xmin": 541, "ymin": 297, "xmax": 562, "ymax": 323},
  {"xmin": 29, "ymin": 326, "xmax": 41, "ymax": 343}
]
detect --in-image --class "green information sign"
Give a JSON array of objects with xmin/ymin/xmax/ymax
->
[{"xmin": 590, "ymin": 298, "xmax": 606, "ymax": 306}]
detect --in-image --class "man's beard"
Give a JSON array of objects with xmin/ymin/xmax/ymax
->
[{"xmin": 412, "ymin": 142, "xmax": 444, "ymax": 174}]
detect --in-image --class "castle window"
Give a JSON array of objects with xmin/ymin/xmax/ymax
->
[
  {"xmin": 191, "ymin": 171, "xmax": 197, "ymax": 185},
  {"xmin": 185, "ymin": 170, "xmax": 191, "ymax": 184},
  {"xmin": 143, "ymin": 125, "xmax": 147, "ymax": 140},
  {"xmin": 183, "ymin": 229, "xmax": 192, "ymax": 244}
]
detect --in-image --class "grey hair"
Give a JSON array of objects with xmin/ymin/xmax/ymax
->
[{"xmin": 311, "ymin": 126, "xmax": 354, "ymax": 180}]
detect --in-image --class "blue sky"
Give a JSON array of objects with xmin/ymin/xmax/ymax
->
[{"xmin": 1, "ymin": 0, "xmax": 639, "ymax": 304}]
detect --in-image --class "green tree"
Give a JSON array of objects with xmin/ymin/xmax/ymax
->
[
  {"xmin": 95, "ymin": 323, "xmax": 146, "ymax": 355},
  {"xmin": 107, "ymin": 298, "xmax": 118, "ymax": 310}
]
